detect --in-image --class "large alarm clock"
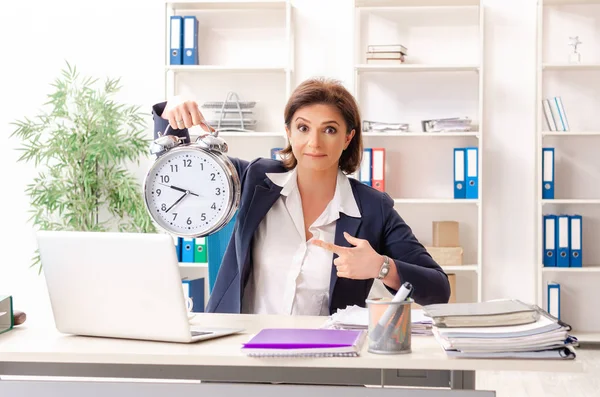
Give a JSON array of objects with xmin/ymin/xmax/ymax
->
[{"xmin": 143, "ymin": 123, "xmax": 240, "ymax": 238}]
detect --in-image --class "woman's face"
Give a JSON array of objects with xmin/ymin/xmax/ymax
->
[{"xmin": 286, "ymin": 103, "xmax": 354, "ymax": 174}]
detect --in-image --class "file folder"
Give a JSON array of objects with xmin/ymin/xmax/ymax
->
[
  {"xmin": 465, "ymin": 147, "xmax": 478, "ymax": 199},
  {"xmin": 194, "ymin": 237, "xmax": 207, "ymax": 263},
  {"xmin": 188, "ymin": 278, "xmax": 205, "ymax": 312},
  {"xmin": 359, "ymin": 148, "xmax": 372, "ymax": 186},
  {"xmin": 271, "ymin": 147, "xmax": 284, "ymax": 161},
  {"xmin": 173, "ymin": 235, "xmax": 182, "ymax": 262},
  {"xmin": 569, "ymin": 215, "xmax": 582, "ymax": 267},
  {"xmin": 371, "ymin": 148, "xmax": 385, "ymax": 192},
  {"xmin": 547, "ymin": 282, "xmax": 560, "ymax": 320},
  {"xmin": 181, "ymin": 237, "xmax": 195, "ymax": 263},
  {"xmin": 169, "ymin": 16, "xmax": 183, "ymax": 65},
  {"xmin": 556, "ymin": 215, "xmax": 570, "ymax": 267},
  {"xmin": 183, "ymin": 16, "xmax": 199, "ymax": 65},
  {"xmin": 554, "ymin": 97, "xmax": 569, "ymax": 132},
  {"xmin": 206, "ymin": 212, "xmax": 237, "ymax": 293},
  {"xmin": 542, "ymin": 148, "xmax": 554, "ymax": 199},
  {"xmin": 543, "ymin": 214, "xmax": 557, "ymax": 267},
  {"xmin": 453, "ymin": 148, "xmax": 466, "ymax": 199}
]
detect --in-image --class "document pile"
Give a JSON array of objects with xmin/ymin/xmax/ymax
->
[
  {"xmin": 423, "ymin": 299, "xmax": 577, "ymax": 359},
  {"xmin": 363, "ymin": 120, "xmax": 409, "ymax": 133},
  {"xmin": 322, "ymin": 305, "xmax": 433, "ymax": 335},
  {"xmin": 421, "ymin": 117, "xmax": 472, "ymax": 133}
]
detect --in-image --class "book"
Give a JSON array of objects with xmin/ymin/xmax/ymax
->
[
  {"xmin": 241, "ymin": 328, "xmax": 366, "ymax": 357},
  {"xmin": 422, "ymin": 299, "xmax": 540, "ymax": 328}
]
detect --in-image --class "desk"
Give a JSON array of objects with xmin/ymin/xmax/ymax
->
[{"xmin": 0, "ymin": 313, "xmax": 583, "ymax": 396}]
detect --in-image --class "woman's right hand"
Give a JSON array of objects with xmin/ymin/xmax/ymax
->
[{"xmin": 162, "ymin": 99, "xmax": 213, "ymax": 132}]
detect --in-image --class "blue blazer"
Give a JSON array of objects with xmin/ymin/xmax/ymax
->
[{"xmin": 153, "ymin": 103, "xmax": 451, "ymax": 314}]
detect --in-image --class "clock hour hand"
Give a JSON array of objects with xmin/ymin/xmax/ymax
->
[
  {"xmin": 159, "ymin": 183, "xmax": 200, "ymax": 197},
  {"xmin": 165, "ymin": 192, "xmax": 188, "ymax": 213}
]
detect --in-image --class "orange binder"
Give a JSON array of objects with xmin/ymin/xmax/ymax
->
[{"xmin": 372, "ymin": 148, "xmax": 385, "ymax": 192}]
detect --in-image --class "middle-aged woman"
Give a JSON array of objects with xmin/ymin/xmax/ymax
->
[{"xmin": 152, "ymin": 77, "xmax": 450, "ymax": 316}]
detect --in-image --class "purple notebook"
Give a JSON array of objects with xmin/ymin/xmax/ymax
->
[{"xmin": 242, "ymin": 328, "xmax": 365, "ymax": 355}]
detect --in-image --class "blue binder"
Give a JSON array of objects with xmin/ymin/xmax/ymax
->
[
  {"xmin": 206, "ymin": 212, "xmax": 237, "ymax": 293},
  {"xmin": 174, "ymin": 236, "xmax": 182, "ymax": 262},
  {"xmin": 465, "ymin": 147, "xmax": 478, "ymax": 199},
  {"xmin": 181, "ymin": 237, "xmax": 195, "ymax": 262},
  {"xmin": 453, "ymin": 148, "xmax": 466, "ymax": 199},
  {"xmin": 188, "ymin": 278, "xmax": 205, "ymax": 313},
  {"xmin": 183, "ymin": 16, "xmax": 199, "ymax": 65},
  {"xmin": 271, "ymin": 147, "xmax": 283, "ymax": 160},
  {"xmin": 569, "ymin": 214, "xmax": 582, "ymax": 267},
  {"xmin": 542, "ymin": 148, "xmax": 555, "ymax": 199},
  {"xmin": 359, "ymin": 148, "xmax": 372, "ymax": 186},
  {"xmin": 556, "ymin": 215, "xmax": 570, "ymax": 268},
  {"xmin": 547, "ymin": 282, "xmax": 560, "ymax": 320},
  {"xmin": 169, "ymin": 16, "xmax": 183, "ymax": 65},
  {"xmin": 543, "ymin": 214, "xmax": 557, "ymax": 267}
]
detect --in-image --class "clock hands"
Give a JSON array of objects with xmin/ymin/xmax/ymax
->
[
  {"xmin": 165, "ymin": 191, "xmax": 189, "ymax": 213},
  {"xmin": 159, "ymin": 182, "xmax": 201, "ymax": 197}
]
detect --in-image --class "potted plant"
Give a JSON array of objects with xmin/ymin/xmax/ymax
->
[{"xmin": 10, "ymin": 62, "xmax": 156, "ymax": 272}]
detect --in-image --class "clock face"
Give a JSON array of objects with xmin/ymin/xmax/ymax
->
[{"xmin": 144, "ymin": 147, "xmax": 234, "ymax": 236}]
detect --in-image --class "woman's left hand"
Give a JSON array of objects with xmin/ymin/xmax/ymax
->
[{"xmin": 312, "ymin": 232, "xmax": 383, "ymax": 279}]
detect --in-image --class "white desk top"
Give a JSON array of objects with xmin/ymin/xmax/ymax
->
[{"xmin": 0, "ymin": 313, "xmax": 583, "ymax": 373}]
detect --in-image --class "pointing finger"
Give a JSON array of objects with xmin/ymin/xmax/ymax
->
[{"xmin": 312, "ymin": 239, "xmax": 347, "ymax": 256}]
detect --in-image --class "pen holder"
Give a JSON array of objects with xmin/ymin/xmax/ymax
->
[{"xmin": 366, "ymin": 297, "xmax": 412, "ymax": 354}]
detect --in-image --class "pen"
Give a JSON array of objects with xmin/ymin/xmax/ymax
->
[{"xmin": 370, "ymin": 282, "xmax": 413, "ymax": 342}]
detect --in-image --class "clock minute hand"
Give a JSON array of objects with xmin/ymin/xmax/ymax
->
[{"xmin": 165, "ymin": 191, "xmax": 188, "ymax": 213}]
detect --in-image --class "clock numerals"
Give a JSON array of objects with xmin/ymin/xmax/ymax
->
[
  {"xmin": 183, "ymin": 159, "xmax": 192, "ymax": 168},
  {"xmin": 210, "ymin": 173, "xmax": 216, "ymax": 181},
  {"xmin": 172, "ymin": 212, "xmax": 178, "ymax": 221},
  {"xmin": 215, "ymin": 188, "xmax": 221, "ymax": 196},
  {"xmin": 211, "ymin": 202, "xmax": 216, "ymax": 210},
  {"xmin": 156, "ymin": 189, "xmax": 161, "ymax": 196},
  {"xmin": 201, "ymin": 213, "xmax": 206, "ymax": 222},
  {"xmin": 160, "ymin": 175, "xmax": 170, "ymax": 184},
  {"xmin": 161, "ymin": 203, "xmax": 167, "ymax": 211},
  {"xmin": 187, "ymin": 217, "xmax": 192, "ymax": 225},
  {"xmin": 170, "ymin": 164, "xmax": 179, "ymax": 173}
]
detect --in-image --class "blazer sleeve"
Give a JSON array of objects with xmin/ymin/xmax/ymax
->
[
  {"xmin": 152, "ymin": 101, "xmax": 250, "ymax": 178},
  {"xmin": 380, "ymin": 193, "xmax": 451, "ymax": 306}
]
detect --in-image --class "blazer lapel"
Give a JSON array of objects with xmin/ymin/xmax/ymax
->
[
  {"xmin": 329, "ymin": 213, "xmax": 362, "ymax": 298},
  {"xmin": 238, "ymin": 177, "xmax": 282, "ymax": 274}
]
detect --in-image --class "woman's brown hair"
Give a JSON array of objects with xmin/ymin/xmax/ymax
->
[{"xmin": 279, "ymin": 77, "xmax": 363, "ymax": 174}]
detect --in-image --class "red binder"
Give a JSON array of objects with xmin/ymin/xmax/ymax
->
[{"xmin": 372, "ymin": 148, "xmax": 386, "ymax": 192}]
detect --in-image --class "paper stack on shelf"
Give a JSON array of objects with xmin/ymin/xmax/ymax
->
[
  {"xmin": 201, "ymin": 91, "xmax": 258, "ymax": 132},
  {"xmin": 421, "ymin": 117, "xmax": 472, "ymax": 133},
  {"xmin": 363, "ymin": 120, "xmax": 410, "ymax": 133},
  {"xmin": 322, "ymin": 305, "xmax": 433, "ymax": 335},
  {"xmin": 423, "ymin": 300, "xmax": 578, "ymax": 359},
  {"xmin": 366, "ymin": 44, "xmax": 407, "ymax": 64}
]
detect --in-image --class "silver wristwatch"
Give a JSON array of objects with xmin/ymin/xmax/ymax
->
[{"xmin": 376, "ymin": 255, "xmax": 391, "ymax": 280}]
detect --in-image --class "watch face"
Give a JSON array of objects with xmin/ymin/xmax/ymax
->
[{"xmin": 144, "ymin": 147, "xmax": 237, "ymax": 237}]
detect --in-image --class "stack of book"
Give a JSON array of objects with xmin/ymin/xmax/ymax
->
[
  {"xmin": 366, "ymin": 44, "xmax": 407, "ymax": 64},
  {"xmin": 421, "ymin": 117, "xmax": 472, "ymax": 133},
  {"xmin": 423, "ymin": 299, "xmax": 578, "ymax": 359}
]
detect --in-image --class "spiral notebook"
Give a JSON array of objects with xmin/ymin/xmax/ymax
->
[{"xmin": 241, "ymin": 328, "xmax": 366, "ymax": 357}]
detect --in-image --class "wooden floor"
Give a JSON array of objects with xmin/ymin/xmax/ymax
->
[{"xmin": 476, "ymin": 347, "xmax": 600, "ymax": 397}]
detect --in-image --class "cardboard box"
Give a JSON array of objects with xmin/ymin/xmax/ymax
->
[
  {"xmin": 424, "ymin": 246, "xmax": 463, "ymax": 266},
  {"xmin": 432, "ymin": 221, "xmax": 460, "ymax": 247},
  {"xmin": 448, "ymin": 273, "xmax": 457, "ymax": 303}
]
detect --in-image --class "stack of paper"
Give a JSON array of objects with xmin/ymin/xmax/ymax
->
[
  {"xmin": 322, "ymin": 305, "xmax": 433, "ymax": 336},
  {"xmin": 424, "ymin": 300, "xmax": 577, "ymax": 359}
]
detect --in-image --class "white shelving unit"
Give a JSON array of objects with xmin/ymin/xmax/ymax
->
[
  {"xmin": 535, "ymin": 0, "xmax": 600, "ymax": 338},
  {"xmin": 352, "ymin": 0, "xmax": 484, "ymax": 303},
  {"xmin": 163, "ymin": 0, "xmax": 293, "ymax": 161}
]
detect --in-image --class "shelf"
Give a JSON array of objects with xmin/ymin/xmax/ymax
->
[
  {"xmin": 542, "ymin": 63, "xmax": 600, "ymax": 71},
  {"xmin": 542, "ymin": 199, "xmax": 600, "ymax": 205},
  {"xmin": 355, "ymin": 64, "xmax": 479, "ymax": 73},
  {"xmin": 355, "ymin": 0, "xmax": 480, "ymax": 7},
  {"xmin": 542, "ymin": 131, "xmax": 600, "ymax": 136},
  {"xmin": 179, "ymin": 262, "xmax": 208, "ymax": 281},
  {"xmin": 166, "ymin": 0, "xmax": 288, "ymax": 10},
  {"xmin": 393, "ymin": 198, "xmax": 479, "ymax": 205},
  {"xmin": 166, "ymin": 65, "xmax": 289, "ymax": 73},
  {"xmin": 442, "ymin": 265, "xmax": 478, "ymax": 273},
  {"xmin": 363, "ymin": 131, "xmax": 479, "ymax": 137},
  {"xmin": 542, "ymin": 265, "xmax": 600, "ymax": 272}
]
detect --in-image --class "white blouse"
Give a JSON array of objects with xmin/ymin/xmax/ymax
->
[{"xmin": 241, "ymin": 167, "xmax": 361, "ymax": 316}]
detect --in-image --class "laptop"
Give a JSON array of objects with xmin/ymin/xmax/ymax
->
[{"xmin": 36, "ymin": 230, "xmax": 243, "ymax": 343}]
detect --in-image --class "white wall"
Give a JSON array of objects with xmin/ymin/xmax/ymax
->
[{"xmin": 0, "ymin": 0, "xmax": 538, "ymax": 325}]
